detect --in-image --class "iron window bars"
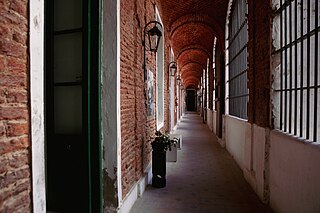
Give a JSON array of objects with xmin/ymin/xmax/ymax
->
[
  {"xmin": 273, "ymin": 0, "xmax": 319, "ymax": 142},
  {"xmin": 227, "ymin": 0, "xmax": 249, "ymax": 119}
]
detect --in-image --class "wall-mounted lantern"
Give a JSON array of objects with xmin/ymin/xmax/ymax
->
[
  {"xmin": 180, "ymin": 82, "xmax": 184, "ymax": 90},
  {"xmin": 168, "ymin": 61, "xmax": 177, "ymax": 77},
  {"xmin": 143, "ymin": 21, "xmax": 163, "ymax": 81},
  {"xmin": 176, "ymin": 74, "xmax": 181, "ymax": 82}
]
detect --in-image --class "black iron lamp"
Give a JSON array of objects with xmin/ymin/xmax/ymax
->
[
  {"xmin": 176, "ymin": 74, "xmax": 181, "ymax": 82},
  {"xmin": 168, "ymin": 62, "xmax": 177, "ymax": 77},
  {"xmin": 181, "ymin": 83, "xmax": 184, "ymax": 90},
  {"xmin": 146, "ymin": 23, "xmax": 162, "ymax": 52},
  {"xmin": 143, "ymin": 21, "xmax": 163, "ymax": 81}
]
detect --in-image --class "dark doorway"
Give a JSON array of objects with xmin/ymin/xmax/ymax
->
[
  {"xmin": 45, "ymin": 0, "xmax": 101, "ymax": 212},
  {"xmin": 187, "ymin": 89, "xmax": 196, "ymax": 111}
]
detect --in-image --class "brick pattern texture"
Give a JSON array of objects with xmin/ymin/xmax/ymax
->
[
  {"xmin": 158, "ymin": 0, "xmax": 229, "ymax": 89},
  {"xmin": 0, "ymin": 0, "xmax": 31, "ymax": 212},
  {"xmin": 247, "ymin": 0, "xmax": 272, "ymax": 127},
  {"xmin": 120, "ymin": 0, "xmax": 170, "ymax": 198}
]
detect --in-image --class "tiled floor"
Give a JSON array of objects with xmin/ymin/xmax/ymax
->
[{"xmin": 130, "ymin": 112, "xmax": 273, "ymax": 213}]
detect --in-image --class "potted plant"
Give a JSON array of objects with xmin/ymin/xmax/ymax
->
[{"xmin": 151, "ymin": 131, "xmax": 178, "ymax": 188}]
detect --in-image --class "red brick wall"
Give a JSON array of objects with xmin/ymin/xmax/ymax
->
[
  {"xmin": 0, "ymin": 0, "xmax": 31, "ymax": 212},
  {"xmin": 247, "ymin": 0, "xmax": 272, "ymax": 127},
  {"xmin": 120, "ymin": 0, "xmax": 170, "ymax": 198},
  {"xmin": 163, "ymin": 36, "xmax": 170, "ymax": 133}
]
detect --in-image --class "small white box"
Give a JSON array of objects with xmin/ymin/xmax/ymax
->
[
  {"xmin": 166, "ymin": 146, "xmax": 178, "ymax": 162},
  {"xmin": 170, "ymin": 134, "xmax": 182, "ymax": 149}
]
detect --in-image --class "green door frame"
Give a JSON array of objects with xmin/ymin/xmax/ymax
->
[
  {"xmin": 44, "ymin": 0, "xmax": 102, "ymax": 211},
  {"xmin": 87, "ymin": 0, "xmax": 103, "ymax": 211}
]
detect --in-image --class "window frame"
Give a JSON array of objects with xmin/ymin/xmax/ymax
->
[
  {"xmin": 226, "ymin": 0, "xmax": 249, "ymax": 119},
  {"xmin": 156, "ymin": 7, "xmax": 164, "ymax": 130},
  {"xmin": 272, "ymin": 0, "xmax": 320, "ymax": 142}
]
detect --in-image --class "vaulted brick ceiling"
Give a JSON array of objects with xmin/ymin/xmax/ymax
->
[{"xmin": 158, "ymin": 0, "xmax": 229, "ymax": 88}]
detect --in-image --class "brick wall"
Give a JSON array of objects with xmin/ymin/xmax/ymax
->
[
  {"xmin": 163, "ymin": 34, "xmax": 170, "ymax": 133},
  {"xmin": 247, "ymin": 0, "xmax": 272, "ymax": 127},
  {"xmin": 0, "ymin": 0, "xmax": 31, "ymax": 212},
  {"xmin": 120, "ymin": 0, "xmax": 170, "ymax": 198}
]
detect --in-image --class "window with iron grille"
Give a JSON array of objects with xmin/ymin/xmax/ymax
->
[
  {"xmin": 156, "ymin": 8, "xmax": 164, "ymax": 130},
  {"xmin": 212, "ymin": 37, "xmax": 217, "ymax": 110},
  {"xmin": 206, "ymin": 58, "xmax": 209, "ymax": 108},
  {"xmin": 273, "ymin": 0, "xmax": 320, "ymax": 142},
  {"xmin": 226, "ymin": 0, "xmax": 249, "ymax": 119}
]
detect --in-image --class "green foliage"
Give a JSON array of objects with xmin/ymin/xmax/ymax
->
[{"xmin": 152, "ymin": 131, "xmax": 179, "ymax": 152}]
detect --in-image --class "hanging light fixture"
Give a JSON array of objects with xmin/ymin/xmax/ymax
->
[
  {"xmin": 142, "ymin": 21, "xmax": 163, "ymax": 81},
  {"xmin": 176, "ymin": 74, "xmax": 181, "ymax": 82},
  {"xmin": 168, "ymin": 61, "xmax": 177, "ymax": 76},
  {"xmin": 147, "ymin": 23, "xmax": 162, "ymax": 52}
]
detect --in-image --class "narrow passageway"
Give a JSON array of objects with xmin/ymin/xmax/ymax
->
[{"xmin": 130, "ymin": 113, "xmax": 272, "ymax": 213}]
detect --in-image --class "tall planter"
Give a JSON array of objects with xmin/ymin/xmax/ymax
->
[
  {"xmin": 151, "ymin": 131, "xmax": 178, "ymax": 188},
  {"xmin": 152, "ymin": 143, "xmax": 166, "ymax": 188}
]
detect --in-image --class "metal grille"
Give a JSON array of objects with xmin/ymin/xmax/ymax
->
[
  {"xmin": 273, "ymin": 0, "xmax": 320, "ymax": 142},
  {"xmin": 213, "ymin": 37, "xmax": 217, "ymax": 109},
  {"xmin": 206, "ymin": 58, "xmax": 209, "ymax": 108},
  {"xmin": 227, "ymin": 0, "xmax": 249, "ymax": 119}
]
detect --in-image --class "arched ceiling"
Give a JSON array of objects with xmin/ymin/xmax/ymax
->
[
  {"xmin": 158, "ymin": 0, "xmax": 229, "ymax": 88},
  {"xmin": 180, "ymin": 63, "xmax": 203, "ymax": 79}
]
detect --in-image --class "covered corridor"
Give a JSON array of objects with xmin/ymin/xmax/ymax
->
[
  {"xmin": 130, "ymin": 113, "xmax": 272, "ymax": 213},
  {"xmin": 1, "ymin": 0, "xmax": 320, "ymax": 212}
]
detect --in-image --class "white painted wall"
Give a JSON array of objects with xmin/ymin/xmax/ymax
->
[
  {"xmin": 212, "ymin": 110, "xmax": 217, "ymax": 135},
  {"xmin": 224, "ymin": 115, "xmax": 251, "ymax": 169},
  {"xmin": 250, "ymin": 125, "xmax": 268, "ymax": 201},
  {"xmin": 222, "ymin": 115, "xmax": 320, "ymax": 212},
  {"xmin": 118, "ymin": 165, "xmax": 152, "ymax": 213},
  {"xmin": 269, "ymin": 131, "xmax": 320, "ymax": 213},
  {"xmin": 101, "ymin": 0, "xmax": 122, "ymax": 209},
  {"xmin": 224, "ymin": 116, "xmax": 268, "ymax": 202},
  {"xmin": 30, "ymin": 0, "xmax": 46, "ymax": 212},
  {"xmin": 206, "ymin": 109, "xmax": 213, "ymax": 131}
]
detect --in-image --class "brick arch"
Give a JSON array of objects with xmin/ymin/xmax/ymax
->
[
  {"xmin": 183, "ymin": 75, "xmax": 200, "ymax": 88},
  {"xmin": 176, "ymin": 44, "xmax": 211, "ymax": 61},
  {"xmin": 180, "ymin": 62, "xmax": 203, "ymax": 78},
  {"xmin": 180, "ymin": 61, "xmax": 205, "ymax": 72},
  {"xmin": 171, "ymin": 22, "xmax": 214, "ymax": 56},
  {"xmin": 186, "ymin": 85, "xmax": 198, "ymax": 90},
  {"xmin": 158, "ymin": 0, "xmax": 229, "ymax": 53},
  {"xmin": 170, "ymin": 14, "xmax": 224, "ymax": 44},
  {"xmin": 185, "ymin": 83, "xmax": 198, "ymax": 89},
  {"xmin": 183, "ymin": 74, "xmax": 201, "ymax": 82},
  {"xmin": 177, "ymin": 48, "xmax": 208, "ymax": 70},
  {"xmin": 181, "ymin": 69, "xmax": 201, "ymax": 80}
]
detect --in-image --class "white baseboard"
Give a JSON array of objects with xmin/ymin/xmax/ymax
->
[{"xmin": 117, "ymin": 164, "xmax": 152, "ymax": 213}]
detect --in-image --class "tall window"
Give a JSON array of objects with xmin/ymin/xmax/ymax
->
[
  {"xmin": 226, "ymin": 0, "xmax": 249, "ymax": 119},
  {"xmin": 273, "ymin": 0, "xmax": 320, "ymax": 142},
  {"xmin": 206, "ymin": 58, "xmax": 209, "ymax": 108},
  {"xmin": 156, "ymin": 8, "xmax": 164, "ymax": 130},
  {"xmin": 212, "ymin": 37, "xmax": 217, "ymax": 109}
]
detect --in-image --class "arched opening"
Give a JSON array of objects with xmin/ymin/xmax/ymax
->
[{"xmin": 186, "ymin": 87, "xmax": 197, "ymax": 111}]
